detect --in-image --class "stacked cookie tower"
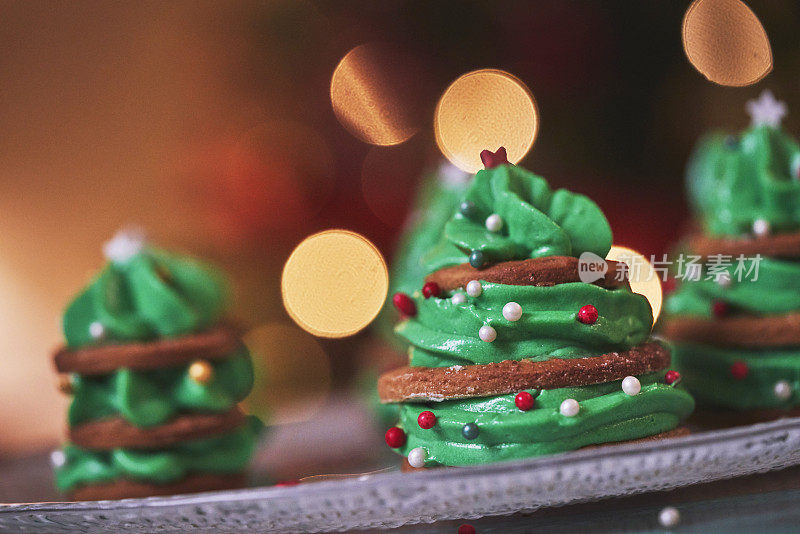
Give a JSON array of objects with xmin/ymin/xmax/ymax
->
[
  {"xmin": 378, "ymin": 149, "xmax": 693, "ymax": 468},
  {"xmin": 52, "ymin": 230, "xmax": 262, "ymax": 500},
  {"xmin": 663, "ymin": 91, "xmax": 800, "ymax": 415}
]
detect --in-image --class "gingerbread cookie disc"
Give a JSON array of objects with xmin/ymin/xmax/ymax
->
[
  {"xmin": 663, "ymin": 312, "xmax": 800, "ymax": 348},
  {"xmin": 688, "ymin": 230, "xmax": 800, "ymax": 259},
  {"xmin": 425, "ymin": 256, "xmax": 629, "ymax": 291},
  {"xmin": 378, "ymin": 342, "xmax": 670, "ymax": 403},
  {"xmin": 54, "ymin": 324, "xmax": 242, "ymax": 375},
  {"xmin": 69, "ymin": 407, "xmax": 246, "ymax": 450},
  {"xmin": 69, "ymin": 472, "xmax": 246, "ymax": 501}
]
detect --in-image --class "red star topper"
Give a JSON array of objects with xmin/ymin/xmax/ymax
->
[{"xmin": 480, "ymin": 147, "xmax": 509, "ymax": 169}]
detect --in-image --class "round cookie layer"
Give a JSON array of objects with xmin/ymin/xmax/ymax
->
[
  {"xmin": 69, "ymin": 407, "xmax": 246, "ymax": 450},
  {"xmin": 54, "ymin": 324, "xmax": 241, "ymax": 375},
  {"xmin": 688, "ymin": 231, "xmax": 800, "ymax": 259},
  {"xmin": 425, "ymin": 256, "xmax": 628, "ymax": 291},
  {"xmin": 379, "ymin": 341, "xmax": 670, "ymax": 403},
  {"xmin": 663, "ymin": 312, "xmax": 800, "ymax": 348}
]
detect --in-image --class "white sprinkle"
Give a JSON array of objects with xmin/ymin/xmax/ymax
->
[
  {"xmin": 752, "ymin": 219, "xmax": 771, "ymax": 237},
  {"xmin": 717, "ymin": 272, "xmax": 732, "ymax": 288},
  {"xmin": 560, "ymin": 399, "xmax": 580, "ymax": 417},
  {"xmin": 103, "ymin": 226, "xmax": 147, "ymax": 264},
  {"xmin": 466, "ymin": 280, "xmax": 482, "ymax": 297},
  {"xmin": 451, "ymin": 292, "xmax": 467, "ymax": 305},
  {"xmin": 774, "ymin": 380, "xmax": 792, "ymax": 401},
  {"xmin": 658, "ymin": 506, "xmax": 681, "ymax": 528},
  {"xmin": 479, "ymin": 325, "xmax": 497, "ymax": 342},
  {"xmin": 50, "ymin": 450, "xmax": 66, "ymax": 468},
  {"xmin": 448, "ymin": 365, "xmax": 464, "ymax": 372},
  {"xmin": 502, "ymin": 302, "xmax": 523, "ymax": 321},
  {"xmin": 407, "ymin": 447, "xmax": 428, "ymax": 468},
  {"xmin": 485, "ymin": 213, "xmax": 504, "ymax": 233},
  {"xmin": 622, "ymin": 376, "xmax": 642, "ymax": 396},
  {"xmin": 89, "ymin": 321, "xmax": 105, "ymax": 340}
]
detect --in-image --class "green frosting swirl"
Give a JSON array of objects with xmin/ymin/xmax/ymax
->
[
  {"xmin": 671, "ymin": 344, "xmax": 800, "ymax": 409},
  {"xmin": 423, "ymin": 164, "xmax": 612, "ymax": 271},
  {"xmin": 64, "ymin": 247, "xmax": 227, "ymax": 348},
  {"xmin": 665, "ymin": 122, "xmax": 800, "ymax": 409},
  {"xmin": 397, "ymin": 281, "xmax": 653, "ymax": 368},
  {"xmin": 688, "ymin": 124, "xmax": 800, "ymax": 237},
  {"xmin": 385, "ymin": 164, "xmax": 690, "ymax": 465},
  {"xmin": 394, "ymin": 374, "xmax": 694, "ymax": 466},
  {"xmin": 68, "ymin": 346, "xmax": 254, "ymax": 427},
  {"xmin": 665, "ymin": 258, "xmax": 800, "ymax": 408},
  {"xmin": 665, "ymin": 257, "xmax": 800, "ymax": 317},
  {"xmin": 55, "ymin": 416, "xmax": 262, "ymax": 493}
]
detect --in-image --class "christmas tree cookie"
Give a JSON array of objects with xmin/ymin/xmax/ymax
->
[
  {"xmin": 663, "ymin": 90, "xmax": 800, "ymax": 413},
  {"xmin": 378, "ymin": 149, "xmax": 694, "ymax": 468},
  {"xmin": 52, "ymin": 230, "xmax": 262, "ymax": 500}
]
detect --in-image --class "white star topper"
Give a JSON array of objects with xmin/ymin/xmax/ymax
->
[
  {"xmin": 103, "ymin": 226, "xmax": 147, "ymax": 264},
  {"xmin": 746, "ymin": 90, "xmax": 787, "ymax": 128}
]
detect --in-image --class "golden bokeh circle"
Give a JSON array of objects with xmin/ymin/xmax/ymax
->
[
  {"xmin": 434, "ymin": 69, "xmax": 539, "ymax": 174},
  {"xmin": 606, "ymin": 246, "xmax": 663, "ymax": 326},
  {"xmin": 281, "ymin": 229, "xmax": 388, "ymax": 338},
  {"xmin": 682, "ymin": 0, "xmax": 772, "ymax": 87},
  {"xmin": 330, "ymin": 43, "xmax": 420, "ymax": 146}
]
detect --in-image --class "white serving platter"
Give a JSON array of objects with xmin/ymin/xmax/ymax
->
[{"xmin": 2, "ymin": 416, "xmax": 800, "ymax": 533}]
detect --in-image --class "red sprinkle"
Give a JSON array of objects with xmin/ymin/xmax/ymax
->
[
  {"xmin": 422, "ymin": 282, "xmax": 441, "ymax": 299},
  {"xmin": 665, "ymin": 370, "xmax": 682, "ymax": 385},
  {"xmin": 385, "ymin": 427, "xmax": 407, "ymax": 448},
  {"xmin": 712, "ymin": 300, "xmax": 729, "ymax": 318},
  {"xmin": 393, "ymin": 292, "xmax": 417, "ymax": 317},
  {"xmin": 458, "ymin": 525, "xmax": 477, "ymax": 534},
  {"xmin": 577, "ymin": 304, "xmax": 599, "ymax": 325},
  {"xmin": 417, "ymin": 410, "xmax": 437, "ymax": 429},
  {"xmin": 480, "ymin": 147, "xmax": 509, "ymax": 169},
  {"xmin": 275, "ymin": 479, "xmax": 300, "ymax": 487},
  {"xmin": 730, "ymin": 361, "xmax": 749, "ymax": 380},
  {"xmin": 515, "ymin": 391, "xmax": 535, "ymax": 411}
]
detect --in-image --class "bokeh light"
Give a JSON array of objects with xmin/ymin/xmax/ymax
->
[
  {"xmin": 244, "ymin": 322, "xmax": 331, "ymax": 425},
  {"xmin": 330, "ymin": 43, "xmax": 423, "ymax": 146},
  {"xmin": 606, "ymin": 245, "xmax": 663, "ymax": 326},
  {"xmin": 282, "ymin": 230, "xmax": 388, "ymax": 338},
  {"xmin": 682, "ymin": 0, "xmax": 772, "ymax": 87},
  {"xmin": 434, "ymin": 69, "xmax": 539, "ymax": 173}
]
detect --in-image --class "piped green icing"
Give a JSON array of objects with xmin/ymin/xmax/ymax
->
[
  {"xmin": 423, "ymin": 164, "xmax": 612, "ymax": 271},
  {"xmin": 665, "ymin": 257, "xmax": 800, "ymax": 318},
  {"xmin": 394, "ymin": 374, "xmax": 693, "ymax": 466},
  {"xmin": 55, "ymin": 416, "xmax": 262, "ymax": 492},
  {"xmin": 56, "ymin": 236, "xmax": 263, "ymax": 492},
  {"xmin": 64, "ymin": 247, "xmax": 227, "ymax": 348},
  {"xmin": 665, "ymin": 120, "xmax": 800, "ymax": 409},
  {"xmin": 397, "ymin": 281, "xmax": 653, "ymax": 368},
  {"xmin": 671, "ymin": 344, "xmax": 800, "ymax": 409},
  {"xmin": 688, "ymin": 124, "xmax": 800, "ymax": 237},
  {"xmin": 665, "ymin": 259, "xmax": 800, "ymax": 408},
  {"xmin": 68, "ymin": 346, "xmax": 254, "ymax": 427},
  {"xmin": 386, "ymin": 163, "xmax": 691, "ymax": 465}
]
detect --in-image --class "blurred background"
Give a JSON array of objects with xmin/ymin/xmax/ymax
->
[{"xmin": 0, "ymin": 0, "xmax": 798, "ymax": 456}]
